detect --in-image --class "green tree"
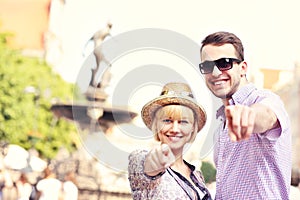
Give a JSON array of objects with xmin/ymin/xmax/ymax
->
[
  {"xmin": 201, "ymin": 161, "xmax": 216, "ymax": 184},
  {"xmin": 0, "ymin": 31, "xmax": 78, "ymax": 159}
]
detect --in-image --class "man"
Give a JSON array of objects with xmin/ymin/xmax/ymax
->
[{"xmin": 199, "ymin": 31, "xmax": 291, "ymax": 199}]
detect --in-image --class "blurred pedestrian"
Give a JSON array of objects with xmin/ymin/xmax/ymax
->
[
  {"xmin": 0, "ymin": 168, "xmax": 4, "ymax": 200},
  {"xmin": 0, "ymin": 168, "xmax": 16, "ymax": 200},
  {"xmin": 36, "ymin": 167, "xmax": 62, "ymax": 200},
  {"xmin": 61, "ymin": 171, "xmax": 78, "ymax": 200},
  {"xmin": 16, "ymin": 173, "xmax": 32, "ymax": 200}
]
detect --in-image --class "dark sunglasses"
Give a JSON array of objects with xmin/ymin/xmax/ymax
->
[{"xmin": 199, "ymin": 57, "xmax": 243, "ymax": 74}]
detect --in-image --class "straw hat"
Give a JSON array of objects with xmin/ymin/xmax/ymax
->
[{"xmin": 141, "ymin": 82, "xmax": 206, "ymax": 132}]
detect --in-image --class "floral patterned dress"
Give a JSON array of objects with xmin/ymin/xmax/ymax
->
[{"xmin": 128, "ymin": 149, "xmax": 212, "ymax": 200}]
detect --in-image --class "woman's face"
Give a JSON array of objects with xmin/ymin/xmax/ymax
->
[{"xmin": 155, "ymin": 105, "xmax": 195, "ymax": 153}]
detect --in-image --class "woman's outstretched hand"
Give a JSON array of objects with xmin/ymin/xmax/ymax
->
[{"xmin": 144, "ymin": 144, "xmax": 176, "ymax": 176}]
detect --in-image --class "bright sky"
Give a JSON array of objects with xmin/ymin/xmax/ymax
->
[{"xmin": 52, "ymin": 0, "xmax": 300, "ymax": 84}]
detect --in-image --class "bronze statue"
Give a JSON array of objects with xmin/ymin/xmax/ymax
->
[{"xmin": 87, "ymin": 22, "xmax": 112, "ymax": 88}]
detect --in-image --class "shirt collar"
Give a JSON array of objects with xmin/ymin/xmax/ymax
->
[
  {"xmin": 216, "ymin": 83, "xmax": 256, "ymax": 120},
  {"xmin": 183, "ymin": 160, "xmax": 195, "ymax": 171}
]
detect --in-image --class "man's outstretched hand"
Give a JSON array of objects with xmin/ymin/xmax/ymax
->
[{"xmin": 225, "ymin": 105, "xmax": 256, "ymax": 141}]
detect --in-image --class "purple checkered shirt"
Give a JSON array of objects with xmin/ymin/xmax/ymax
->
[{"xmin": 214, "ymin": 83, "xmax": 291, "ymax": 199}]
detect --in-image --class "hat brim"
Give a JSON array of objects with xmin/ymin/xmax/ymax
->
[{"xmin": 141, "ymin": 95, "xmax": 206, "ymax": 132}]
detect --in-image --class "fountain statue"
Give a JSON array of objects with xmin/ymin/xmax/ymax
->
[{"xmin": 51, "ymin": 23, "xmax": 137, "ymax": 133}]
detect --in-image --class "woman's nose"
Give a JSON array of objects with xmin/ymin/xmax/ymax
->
[{"xmin": 171, "ymin": 121, "xmax": 180, "ymax": 132}]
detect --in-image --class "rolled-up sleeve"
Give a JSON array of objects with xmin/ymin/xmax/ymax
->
[{"xmin": 258, "ymin": 92, "xmax": 290, "ymax": 140}]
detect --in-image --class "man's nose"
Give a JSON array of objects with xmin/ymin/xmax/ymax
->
[{"xmin": 211, "ymin": 65, "xmax": 222, "ymax": 76}]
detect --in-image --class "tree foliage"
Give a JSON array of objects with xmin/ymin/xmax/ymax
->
[
  {"xmin": 0, "ymin": 31, "xmax": 79, "ymax": 159},
  {"xmin": 201, "ymin": 161, "xmax": 216, "ymax": 184}
]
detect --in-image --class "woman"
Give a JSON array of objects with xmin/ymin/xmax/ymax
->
[{"xmin": 128, "ymin": 82, "xmax": 212, "ymax": 200}]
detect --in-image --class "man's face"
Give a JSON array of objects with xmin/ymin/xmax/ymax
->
[{"xmin": 200, "ymin": 44, "xmax": 247, "ymax": 100}]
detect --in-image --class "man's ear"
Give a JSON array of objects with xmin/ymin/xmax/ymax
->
[{"xmin": 240, "ymin": 61, "xmax": 248, "ymax": 77}]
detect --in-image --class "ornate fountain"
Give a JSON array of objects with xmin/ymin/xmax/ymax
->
[{"xmin": 50, "ymin": 23, "xmax": 137, "ymax": 133}]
